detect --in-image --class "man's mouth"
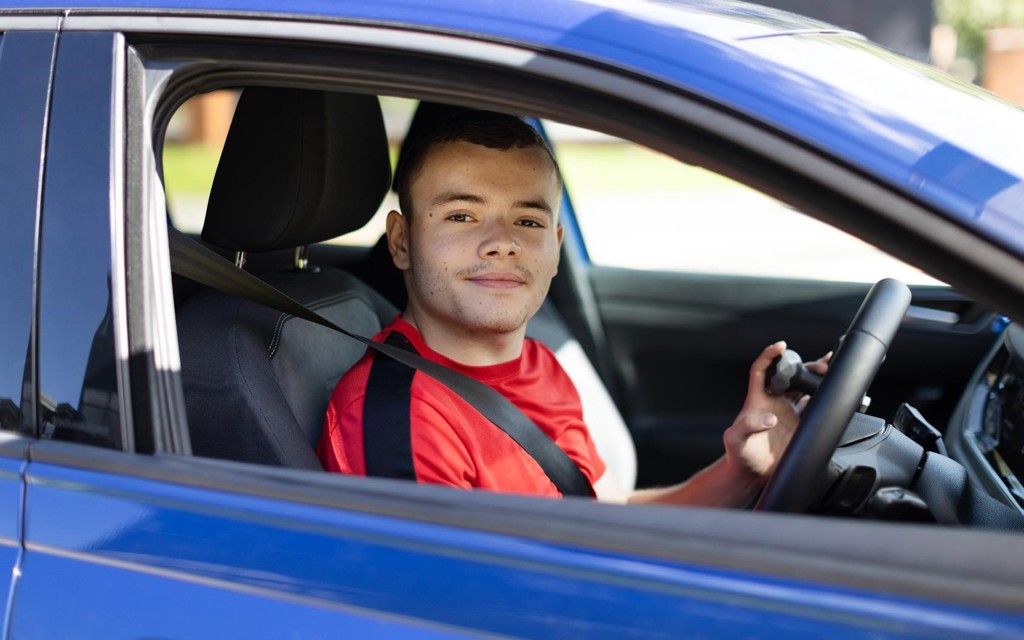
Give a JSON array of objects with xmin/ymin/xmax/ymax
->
[{"xmin": 467, "ymin": 271, "xmax": 528, "ymax": 289}]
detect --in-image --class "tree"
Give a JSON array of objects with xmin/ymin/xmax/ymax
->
[{"xmin": 936, "ymin": 0, "xmax": 1024, "ymax": 75}]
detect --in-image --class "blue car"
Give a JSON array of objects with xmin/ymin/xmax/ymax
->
[{"xmin": 2, "ymin": 0, "xmax": 1024, "ymax": 637}]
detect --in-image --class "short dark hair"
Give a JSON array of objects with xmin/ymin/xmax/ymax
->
[{"xmin": 393, "ymin": 109, "xmax": 563, "ymax": 219}]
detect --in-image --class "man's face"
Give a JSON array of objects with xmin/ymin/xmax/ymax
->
[{"xmin": 389, "ymin": 140, "xmax": 563, "ymax": 340}]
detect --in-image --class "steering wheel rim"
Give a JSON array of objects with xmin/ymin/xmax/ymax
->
[{"xmin": 755, "ymin": 278, "xmax": 912, "ymax": 513}]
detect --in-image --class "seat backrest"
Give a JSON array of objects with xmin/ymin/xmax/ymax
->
[
  {"xmin": 359, "ymin": 101, "xmax": 638, "ymax": 490},
  {"xmin": 176, "ymin": 87, "xmax": 395, "ymax": 469}
]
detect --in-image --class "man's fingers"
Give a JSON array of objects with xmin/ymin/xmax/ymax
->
[
  {"xmin": 735, "ymin": 412, "xmax": 777, "ymax": 435},
  {"xmin": 795, "ymin": 394, "xmax": 811, "ymax": 413},
  {"xmin": 805, "ymin": 350, "xmax": 832, "ymax": 375},
  {"xmin": 748, "ymin": 341, "xmax": 787, "ymax": 394}
]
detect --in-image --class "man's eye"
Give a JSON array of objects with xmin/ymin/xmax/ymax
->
[
  {"xmin": 517, "ymin": 219, "xmax": 544, "ymax": 229},
  {"xmin": 447, "ymin": 212, "xmax": 472, "ymax": 222}
]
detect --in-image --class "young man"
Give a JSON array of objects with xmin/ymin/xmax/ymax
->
[{"xmin": 318, "ymin": 110, "xmax": 827, "ymax": 506}]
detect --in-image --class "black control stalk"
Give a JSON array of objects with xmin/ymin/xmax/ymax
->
[{"xmin": 766, "ymin": 349, "xmax": 823, "ymax": 396}]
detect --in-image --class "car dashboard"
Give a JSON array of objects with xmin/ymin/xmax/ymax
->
[{"xmin": 952, "ymin": 322, "xmax": 1024, "ymax": 516}]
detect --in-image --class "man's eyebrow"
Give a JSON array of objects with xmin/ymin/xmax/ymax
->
[
  {"xmin": 429, "ymin": 191, "xmax": 485, "ymax": 208},
  {"xmin": 429, "ymin": 191, "xmax": 554, "ymax": 217},
  {"xmin": 513, "ymin": 199, "xmax": 554, "ymax": 217}
]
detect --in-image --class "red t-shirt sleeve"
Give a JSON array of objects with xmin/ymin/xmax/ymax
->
[
  {"xmin": 319, "ymin": 389, "xmax": 365, "ymax": 475},
  {"xmin": 318, "ymin": 353, "xmax": 373, "ymax": 475},
  {"xmin": 552, "ymin": 402, "xmax": 606, "ymax": 487}
]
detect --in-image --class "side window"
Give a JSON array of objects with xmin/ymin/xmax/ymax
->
[
  {"xmin": 37, "ymin": 33, "xmax": 122, "ymax": 448},
  {"xmin": 0, "ymin": 32, "xmax": 55, "ymax": 436},
  {"xmin": 548, "ymin": 126, "xmax": 941, "ymax": 285}
]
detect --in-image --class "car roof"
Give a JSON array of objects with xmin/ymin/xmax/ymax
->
[{"xmin": 5, "ymin": 0, "xmax": 1024, "ymax": 252}]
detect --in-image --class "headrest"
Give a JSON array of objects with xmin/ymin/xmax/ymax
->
[{"xmin": 202, "ymin": 87, "xmax": 391, "ymax": 252}]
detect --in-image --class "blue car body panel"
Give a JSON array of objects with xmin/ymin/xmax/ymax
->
[
  {"xmin": 0, "ymin": 453, "xmax": 24, "ymax": 638},
  {"xmin": 16, "ymin": 459, "xmax": 1024, "ymax": 638},
  {"xmin": 7, "ymin": 0, "xmax": 1024, "ymax": 251}
]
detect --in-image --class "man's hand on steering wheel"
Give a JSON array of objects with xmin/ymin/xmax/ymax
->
[{"xmin": 722, "ymin": 341, "xmax": 831, "ymax": 483}]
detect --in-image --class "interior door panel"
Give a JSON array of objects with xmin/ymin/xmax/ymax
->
[{"xmin": 589, "ymin": 266, "xmax": 1000, "ymax": 488}]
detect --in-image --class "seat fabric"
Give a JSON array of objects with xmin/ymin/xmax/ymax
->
[{"xmin": 176, "ymin": 86, "xmax": 394, "ymax": 469}]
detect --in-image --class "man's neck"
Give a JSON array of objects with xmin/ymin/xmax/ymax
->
[{"xmin": 400, "ymin": 312, "xmax": 526, "ymax": 366}]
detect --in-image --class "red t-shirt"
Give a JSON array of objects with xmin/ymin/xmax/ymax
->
[{"xmin": 318, "ymin": 317, "xmax": 606, "ymax": 496}]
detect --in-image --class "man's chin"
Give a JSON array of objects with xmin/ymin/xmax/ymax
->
[
  {"xmin": 456, "ymin": 308, "xmax": 534, "ymax": 335},
  {"xmin": 462, "ymin": 317, "xmax": 530, "ymax": 335}
]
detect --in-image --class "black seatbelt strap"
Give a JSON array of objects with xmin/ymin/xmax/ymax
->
[
  {"xmin": 362, "ymin": 331, "xmax": 418, "ymax": 481},
  {"xmin": 167, "ymin": 227, "xmax": 594, "ymax": 497}
]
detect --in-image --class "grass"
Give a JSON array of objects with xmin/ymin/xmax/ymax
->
[{"xmin": 162, "ymin": 143, "xmax": 223, "ymax": 196}]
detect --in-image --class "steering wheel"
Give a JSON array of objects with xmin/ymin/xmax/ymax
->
[{"xmin": 755, "ymin": 278, "xmax": 912, "ymax": 512}]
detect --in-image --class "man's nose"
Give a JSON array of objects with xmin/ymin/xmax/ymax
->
[{"xmin": 480, "ymin": 222, "xmax": 520, "ymax": 257}]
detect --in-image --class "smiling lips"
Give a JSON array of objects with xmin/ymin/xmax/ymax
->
[{"xmin": 467, "ymin": 271, "xmax": 527, "ymax": 289}]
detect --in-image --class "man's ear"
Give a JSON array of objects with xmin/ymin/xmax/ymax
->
[{"xmin": 386, "ymin": 210, "xmax": 411, "ymax": 271}]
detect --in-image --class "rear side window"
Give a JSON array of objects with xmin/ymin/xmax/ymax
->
[
  {"xmin": 0, "ymin": 32, "xmax": 54, "ymax": 436},
  {"xmin": 37, "ymin": 33, "xmax": 123, "ymax": 448}
]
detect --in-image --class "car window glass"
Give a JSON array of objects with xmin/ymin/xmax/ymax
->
[
  {"xmin": 164, "ymin": 91, "xmax": 414, "ymax": 246},
  {"xmin": 545, "ymin": 123, "xmax": 942, "ymax": 285},
  {"xmin": 0, "ymin": 32, "xmax": 53, "ymax": 436},
  {"xmin": 37, "ymin": 32, "xmax": 122, "ymax": 449},
  {"xmin": 0, "ymin": 32, "xmax": 33, "ymax": 435}
]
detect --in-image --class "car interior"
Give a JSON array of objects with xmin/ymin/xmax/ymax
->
[
  {"xmin": 164, "ymin": 81, "xmax": 1024, "ymax": 529},
  {"xmin": 170, "ymin": 86, "xmax": 640, "ymax": 489}
]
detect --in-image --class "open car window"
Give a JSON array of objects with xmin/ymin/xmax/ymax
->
[
  {"xmin": 127, "ymin": 8, "xmax": 1023, "ymax": 586},
  {"xmin": 165, "ymin": 94, "xmax": 940, "ymax": 287},
  {"xmin": 147, "ymin": 31, "xmax": 969, "ymax": 489}
]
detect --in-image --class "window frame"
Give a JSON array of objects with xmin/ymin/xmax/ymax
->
[{"xmin": 111, "ymin": 19, "xmax": 1024, "ymax": 459}]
